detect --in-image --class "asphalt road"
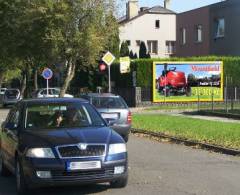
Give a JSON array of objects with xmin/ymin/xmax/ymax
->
[{"xmin": 0, "ymin": 109, "xmax": 240, "ymax": 195}]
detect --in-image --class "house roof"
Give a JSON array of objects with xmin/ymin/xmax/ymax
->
[{"xmin": 119, "ymin": 6, "xmax": 176, "ymax": 24}]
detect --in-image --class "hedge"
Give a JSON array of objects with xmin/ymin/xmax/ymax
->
[{"xmin": 111, "ymin": 56, "xmax": 240, "ymax": 88}]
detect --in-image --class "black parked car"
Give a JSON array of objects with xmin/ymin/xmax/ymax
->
[{"xmin": 0, "ymin": 98, "xmax": 128, "ymax": 194}]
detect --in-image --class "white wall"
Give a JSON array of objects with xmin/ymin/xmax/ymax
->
[{"xmin": 119, "ymin": 13, "xmax": 176, "ymax": 58}]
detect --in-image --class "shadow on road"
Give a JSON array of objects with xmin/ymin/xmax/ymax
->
[{"xmin": 0, "ymin": 175, "xmax": 110, "ymax": 195}]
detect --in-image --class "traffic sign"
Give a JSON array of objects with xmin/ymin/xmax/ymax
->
[
  {"xmin": 42, "ymin": 68, "xmax": 53, "ymax": 80},
  {"xmin": 120, "ymin": 57, "xmax": 131, "ymax": 73},
  {"xmin": 102, "ymin": 51, "xmax": 115, "ymax": 66}
]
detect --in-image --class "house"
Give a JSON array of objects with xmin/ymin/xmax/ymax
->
[
  {"xmin": 119, "ymin": 0, "xmax": 176, "ymax": 58},
  {"xmin": 176, "ymin": 0, "xmax": 240, "ymax": 57}
]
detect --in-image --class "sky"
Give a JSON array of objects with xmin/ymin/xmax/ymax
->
[{"xmin": 119, "ymin": 0, "xmax": 223, "ymax": 14}]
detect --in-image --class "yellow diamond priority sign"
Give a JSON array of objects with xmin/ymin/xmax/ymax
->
[{"xmin": 102, "ymin": 51, "xmax": 115, "ymax": 66}]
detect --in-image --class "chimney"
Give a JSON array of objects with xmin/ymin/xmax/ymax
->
[
  {"xmin": 164, "ymin": 0, "xmax": 170, "ymax": 9},
  {"xmin": 126, "ymin": 0, "xmax": 139, "ymax": 20}
]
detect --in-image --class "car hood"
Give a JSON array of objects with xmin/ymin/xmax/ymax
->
[{"xmin": 20, "ymin": 127, "xmax": 114, "ymax": 147}]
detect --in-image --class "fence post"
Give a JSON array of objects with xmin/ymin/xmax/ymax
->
[
  {"xmin": 135, "ymin": 87, "xmax": 141, "ymax": 107},
  {"xmin": 235, "ymin": 87, "xmax": 237, "ymax": 101}
]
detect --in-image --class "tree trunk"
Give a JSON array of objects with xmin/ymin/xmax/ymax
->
[
  {"xmin": 34, "ymin": 68, "xmax": 38, "ymax": 91},
  {"xmin": 0, "ymin": 73, "xmax": 4, "ymax": 89},
  {"xmin": 20, "ymin": 71, "xmax": 27, "ymax": 98},
  {"xmin": 59, "ymin": 59, "xmax": 76, "ymax": 97}
]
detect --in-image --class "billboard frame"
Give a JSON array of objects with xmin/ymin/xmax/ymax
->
[{"xmin": 153, "ymin": 61, "xmax": 224, "ymax": 103}]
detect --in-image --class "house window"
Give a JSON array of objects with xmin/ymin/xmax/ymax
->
[
  {"xmin": 147, "ymin": 41, "xmax": 158, "ymax": 54},
  {"xmin": 155, "ymin": 20, "xmax": 160, "ymax": 28},
  {"xmin": 215, "ymin": 18, "xmax": 225, "ymax": 38},
  {"xmin": 196, "ymin": 25, "xmax": 203, "ymax": 42},
  {"xmin": 165, "ymin": 41, "xmax": 175, "ymax": 54},
  {"xmin": 180, "ymin": 28, "xmax": 186, "ymax": 45},
  {"xmin": 126, "ymin": 40, "xmax": 131, "ymax": 46},
  {"xmin": 136, "ymin": 40, "xmax": 141, "ymax": 46}
]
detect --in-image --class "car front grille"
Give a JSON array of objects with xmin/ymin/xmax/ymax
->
[
  {"xmin": 57, "ymin": 144, "xmax": 106, "ymax": 158},
  {"xmin": 51, "ymin": 168, "xmax": 114, "ymax": 181}
]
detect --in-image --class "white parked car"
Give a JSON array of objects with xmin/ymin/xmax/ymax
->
[
  {"xmin": 32, "ymin": 88, "xmax": 73, "ymax": 98},
  {"xmin": 0, "ymin": 88, "xmax": 7, "ymax": 95}
]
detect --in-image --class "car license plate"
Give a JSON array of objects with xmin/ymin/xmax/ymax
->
[
  {"xmin": 101, "ymin": 113, "xmax": 118, "ymax": 119},
  {"xmin": 66, "ymin": 161, "xmax": 101, "ymax": 171}
]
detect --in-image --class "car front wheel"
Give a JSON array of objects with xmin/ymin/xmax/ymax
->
[
  {"xmin": 0, "ymin": 153, "xmax": 11, "ymax": 176},
  {"xmin": 110, "ymin": 175, "xmax": 128, "ymax": 188},
  {"xmin": 16, "ymin": 159, "xmax": 28, "ymax": 194}
]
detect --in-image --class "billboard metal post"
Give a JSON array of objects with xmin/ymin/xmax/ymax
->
[
  {"xmin": 211, "ymin": 82, "xmax": 214, "ymax": 111},
  {"xmin": 225, "ymin": 76, "xmax": 228, "ymax": 113}
]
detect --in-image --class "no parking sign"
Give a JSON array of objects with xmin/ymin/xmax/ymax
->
[{"xmin": 42, "ymin": 68, "xmax": 53, "ymax": 96}]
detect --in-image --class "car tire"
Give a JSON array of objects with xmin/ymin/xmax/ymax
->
[
  {"xmin": 0, "ymin": 153, "xmax": 11, "ymax": 176},
  {"xmin": 110, "ymin": 174, "xmax": 128, "ymax": 188},
  {"xmin": 16, "ymin": 159, "xmax": 28, "ymax": 195}
]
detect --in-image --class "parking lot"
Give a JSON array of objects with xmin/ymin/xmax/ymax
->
[{"xmin": 0, "ymin": 109, "xmax": 240, "ymax": 195}]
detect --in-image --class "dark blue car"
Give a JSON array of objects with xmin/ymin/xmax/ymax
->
[{"xmin": 0, "ymin": 98, "xmax": 128, "ymax": 194}]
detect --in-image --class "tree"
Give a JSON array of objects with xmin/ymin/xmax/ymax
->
[
  {"xmin": 139, "ymin": 41, "xmax": 148, "ymax": 58},
  {"xmin": 129, "ymin": 50, "xmax": 134, "ymax": 59},
  {"xmin": 43, "ymin": 0, "xmax": 120, "ymax": 97},
  {"xmin": 133, "ymin": 53, "xmax": 138, "ymax": 59},
  {"xmin": 146, "ymin": 52, "xmax": 151, "ymax": 58},
  {"xmin": 120, "ymin": 41, "xmax": 130, "ymax": 57}
]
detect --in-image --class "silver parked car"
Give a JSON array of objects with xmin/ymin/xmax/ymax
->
[
  {"xmin": 80, "ymin": 93, "xmax": 131, "ymax": 142},
  {"xmin": 2, "ymin": 88, "xmax": 21, "ymax": 107}
]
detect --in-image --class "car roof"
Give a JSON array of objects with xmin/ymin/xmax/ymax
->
[
  {"xmin": 21, "ymin": 98, "xmax": 89, "ymax": 105},
  {"xmin": 83, "ymin": 93, "xmax": 120, "ymax": 98}
]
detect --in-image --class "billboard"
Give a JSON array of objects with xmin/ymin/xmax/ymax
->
[{"xmin": 153, "ymin": 61, "xmax": 224, "ymax": 102}]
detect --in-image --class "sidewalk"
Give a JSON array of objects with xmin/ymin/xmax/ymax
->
[{"xmin": 130, "ymin": 107, "xmax": 240, "ymax": 123}]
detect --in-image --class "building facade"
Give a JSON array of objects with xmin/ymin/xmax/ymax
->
[
  {"xmin": 176, "ymin": 7, "xmax": 210, "ymax": 57},
  {"xmin": 210, "ymin": 0, "xmax": 240, "ymax": 56},
  {"xmin": 119, "ymin": 0, "xmax": 176, "ymax": 58},
  {"xmin": 176, "ymin": 0, "xmax": 240, "ymax": 57}
]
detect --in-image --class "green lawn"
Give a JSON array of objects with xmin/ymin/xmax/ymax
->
[
  {"xmin": 154, "ymin": 87, "xmax": 222, "ymax": 102},
  {"xmin": 132, "ymin": 114, "xmax": 240, "ymax": 150}
]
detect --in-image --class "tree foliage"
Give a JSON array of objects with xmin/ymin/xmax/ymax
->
[
  {"xmin": 0, "ymin": 0, "xmax": 120, "ymax": 96},
  {"xmin": 139, "ymin": 41, "xmax": 148, "ymax": 58},
  {"xmin": 120, "ymin": 41, "xmax": 130, "ymax": 57}
]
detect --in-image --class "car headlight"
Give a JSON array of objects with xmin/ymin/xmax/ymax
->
[
  {"xmin": 108, "ymin": 144, "xmax": 126, "ymax": 155},
  {"xmin": 26, "ymin": 148, "xmax": 55, "ymax": 158}
]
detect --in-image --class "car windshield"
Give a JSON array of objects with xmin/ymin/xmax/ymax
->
[
  {"xmin": 91, "ymin": 97, "xmax": 127, "ymax": 109},
  {"xmin": 25, "ymin": 102, "xmax": 105, "ymax": 130}
]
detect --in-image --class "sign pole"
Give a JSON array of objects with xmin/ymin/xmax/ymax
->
[
  {"xmin": 47, "ymin": 79, "xmax": 49, "ymax": 96},
  {"xmin": 108, "ymin": 65, "xmax": 111, "ymax": 93}
]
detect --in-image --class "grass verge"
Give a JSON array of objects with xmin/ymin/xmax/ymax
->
[{"xmin": 132, "ymin": 114, "xmax": 240, "ymax": 150}]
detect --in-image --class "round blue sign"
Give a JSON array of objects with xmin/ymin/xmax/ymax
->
[{"xmin": 42, "ymin": 68, "xmax": 53, "ymax": 80}]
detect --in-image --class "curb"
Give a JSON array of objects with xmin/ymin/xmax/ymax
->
[
  {"xmin": 131, "ymin": 128, "xmax": 240, "ymax": 156},
  {"xmin": 197, "ymin": 111, "xmax": 240, "ymax": 120}
]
